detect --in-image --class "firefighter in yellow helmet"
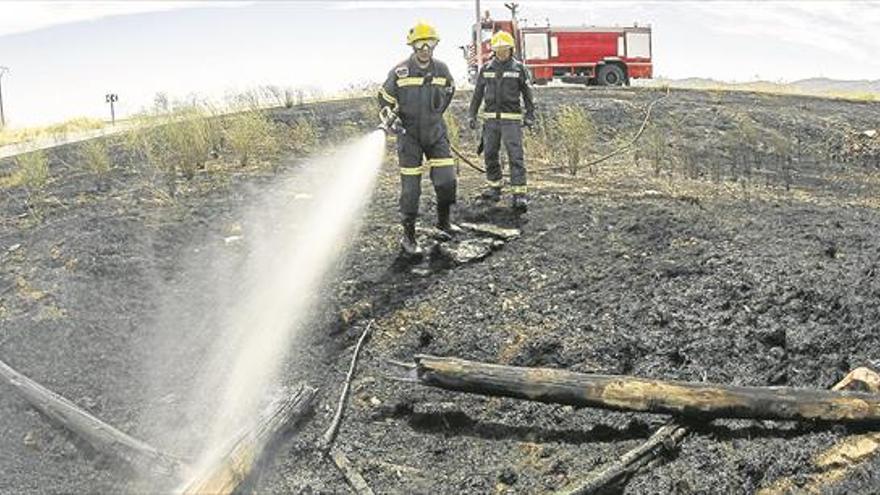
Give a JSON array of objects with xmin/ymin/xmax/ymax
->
[
  {"xmin": 378, "ymin": 20, "xmax": 458, "ymax": 256},
  {"xmin": 468, "ymin": 30, "xmax": 536, "ymax": 213}
]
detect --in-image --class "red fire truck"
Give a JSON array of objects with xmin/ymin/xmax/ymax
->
[{"xmin": 464, "ymin": 10, "xmax": 653, "ymax": 86}]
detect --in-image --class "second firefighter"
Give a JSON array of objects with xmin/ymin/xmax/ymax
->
[{"xmin": 468, "ymin": 30, "xmax": 536, "ymax": 213}]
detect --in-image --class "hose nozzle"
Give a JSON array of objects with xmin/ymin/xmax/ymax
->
[{"xmin": 378, "ymin": 106, "xmax": 405, "ymax": 136}]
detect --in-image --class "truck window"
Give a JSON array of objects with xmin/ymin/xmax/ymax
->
[
  {"xmin": 523, "ymin": 32, "xmax": 549, "ymax": 60},
  {"xmin": 625, "ymin": 32, "xmax": 651, "ymax": 58}
]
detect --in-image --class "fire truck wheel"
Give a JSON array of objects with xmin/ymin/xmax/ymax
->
[{"xmin": 597, "ymin": 64, "xmax": 626, "ymax": 86}]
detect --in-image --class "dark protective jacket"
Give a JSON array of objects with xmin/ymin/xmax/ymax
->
[
  {"xmin": 468, "ymin": 57, "xmax": 535, "ymax": 121},
  {"xmin": 378, "ymin": 55, "xmax": 455, "ymax": 143}
]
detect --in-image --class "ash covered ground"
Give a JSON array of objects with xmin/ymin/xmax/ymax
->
[{"xmin": 2, "ymin": 87, "xmax": 880, "ymax": 494}]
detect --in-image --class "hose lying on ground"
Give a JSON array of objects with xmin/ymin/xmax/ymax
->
[{"xmin": 450, "ymin": 87, "xmax": 671, "ymax": 177}]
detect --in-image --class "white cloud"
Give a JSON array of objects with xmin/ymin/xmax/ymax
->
[
  {"xmin": 0, "ymin": 1, "xmax": 251, "ymax": 38},
  {"xmin": 330, "ymin": 1, "xmax": 470, "ymax": 9},
  {"xmin": 687, "ymin": 1, "xmax": 880, "ymax": 69}
]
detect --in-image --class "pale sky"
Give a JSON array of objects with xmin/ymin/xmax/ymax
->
[{"xmin": 0, "ymin": 0, "xmax": 879, "ymax": 127}]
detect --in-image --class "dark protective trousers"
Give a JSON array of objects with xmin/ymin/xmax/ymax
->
[
  {"xmin": 397, "ymin": 132, "xmax": 457, "ymax": 219},
  {"xmin": 482, "ymin": 119, "xmax": 527, "ymax": 194}
]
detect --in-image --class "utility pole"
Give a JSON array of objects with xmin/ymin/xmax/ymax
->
[
  {"xmin": 0, "ymin": 66, "xmax": 9, "ymax": 128},
  {"xmin": 474, "ymin": 0, "xmax": 482, "ymax": 70},
  {"xmin": 505, "ymin": 2, "xmax": 519, "ymax": 19},
  {"xmin": 105, "ymin": 93, "xmax": 118, "ymax": 125}
]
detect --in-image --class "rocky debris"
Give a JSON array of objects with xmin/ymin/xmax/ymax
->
[
  {"xmin": 439, "ymin": 238, "xmax": 504, "ymax": 265},
  {"xmin": 412, "ymin": 401, "xmax": 461, "ymax": 416},
  {"xmin": 841, "ymin": 128, "xmax": 880, "ymax": 164},
  {"xmin": 459, "ymin": 222, "xmax": 521, "ymax": 241}
]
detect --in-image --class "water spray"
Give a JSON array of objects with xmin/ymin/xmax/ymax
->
[{"xmin": 140, "ymin": 130, "xmax": 387, "ymax": 492}]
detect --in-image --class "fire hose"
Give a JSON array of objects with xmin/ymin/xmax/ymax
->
[{"xmin": 450, "ymin": 86, "xmax": 671, "ymax": 176}]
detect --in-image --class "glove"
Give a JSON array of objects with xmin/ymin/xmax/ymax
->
[
  {"xmin": 379, "ymin": 107, "xmax": 405, "ymax": 136},
  {"xmin": 523, "ymin": 116, "xmax": 535, "ymax": 129},
  {"xmin": 468, "ymin": 117, "xmax": 477, "ymax": 130}
]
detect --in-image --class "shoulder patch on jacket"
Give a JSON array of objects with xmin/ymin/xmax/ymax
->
[{"xmin": 395, "ymin": 66, "xmax": 409, "ymax": 78}]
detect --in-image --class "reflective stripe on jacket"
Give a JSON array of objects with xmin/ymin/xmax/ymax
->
[
  {"xmin": 378, "ymin": 55, "xmax": 455, "ymax": 144},
  {"xmin": 468, "ymin": 57, "xmax": 535, "ymax": 121}
]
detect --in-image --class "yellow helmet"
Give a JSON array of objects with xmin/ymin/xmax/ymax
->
[
  {"xmin": 491, "ymin": 31, "xmax": 515, "ymax": 50},
  {"xmin": 407, "ymin": 20, "xmax": 440, "ymax": 45}
]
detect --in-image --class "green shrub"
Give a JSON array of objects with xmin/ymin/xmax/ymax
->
[{"xmin": 553, "ymin": 105, "xmax": 596, "ymax": 175}]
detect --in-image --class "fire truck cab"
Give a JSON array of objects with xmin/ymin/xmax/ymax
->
[{"xmin": 465, "ymin": 11, "xmax": 653, "ymax": 87}]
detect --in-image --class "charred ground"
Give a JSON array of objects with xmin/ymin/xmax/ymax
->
[{"xmin": 1, "ymin": 87, "xmax": 880, "ymax": 494}]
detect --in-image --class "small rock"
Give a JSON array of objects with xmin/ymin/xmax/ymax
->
[
  {"xmin": 223, "ymin": 235, "xmax": 243, "ymax": 244},
  {"xmin": 369, "ymin": 397, "xmax": 382, "ymax": 407},
  {"xmin": 418, "ymin": 330, "xmax": 433, "ymax": 348},
  {"xmin": 412, "ymin": 401, "xmax": 460, "ymax": 415},
  {"xmin": 411, "ymin": 267, "xmax": 432, "ymax": 277},
  {"xmin": 440, "ymin": 239, "xmax": 495, "ymax": 264},
  {"xmin": 7, "ymin": 243, "xmax": 21, "ymax": 253},
  {"xmin": 498, "ymin": 467, "xmax": 518, "ymax": 485},
  {"xmin": 23, "ymin": 431, "xmax": 39, "ymax": 450}
]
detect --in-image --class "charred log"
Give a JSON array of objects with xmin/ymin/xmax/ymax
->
[
  {"xmin": 0, "ymin": 357, "xmax": 185, "ymax": 478},
  {"xmin": 181, "ymin": 384, "xmax": 316, "ymax": 494},
  {"xmin": 413, "ymin": 355, "xmax": 880, "ymax": 424}
]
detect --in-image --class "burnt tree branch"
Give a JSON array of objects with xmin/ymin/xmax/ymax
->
[
  {"xmin": 413, "ymin": 355, "xmax": 880, "ymax": 424},
  {"xmin": 181, "ymin": 384, "xmax": 317, "ymax": 494},
  {"xmin": 318, "ymin": 320, "xmax": 374, "ymax": 452},
  {"xmin": 0, "ymin": 357, "xmax": 185, "ymax": 478}
]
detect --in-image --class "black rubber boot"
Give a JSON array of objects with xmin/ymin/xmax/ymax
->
[
  {"xmin": 480, "ymin": 186, "xmax": 502, "ymax": 203},
  {"xmin": 512, "ymin": 194, "xmax": 529, "ymax": 214},
  {"xmin": 400, "ymin": 218, "xmax": 422, "ymax": 256},
  {"xmin": 435, "ymin": 203, "xmax": 462, "ymax": 241}
]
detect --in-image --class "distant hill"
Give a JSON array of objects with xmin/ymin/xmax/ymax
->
[
  {"xmin": 642, "ymin": 77, "xmax": 880, "ymax": 99},
  {"xmin": 789, "ymin": 78, "xmax": 880, "ymax": 94}
]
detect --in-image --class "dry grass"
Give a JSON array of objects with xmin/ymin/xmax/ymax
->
[
  {"xmin": 77, "ymin": 139, "xmax": 111, "ymax": 175},
  {"xmin": 373, "ymin": 302, "xmax": 439, "ymax": 347},
  {"xmin": 223, "ymin": 110, "xmax": 280, "ymax": 168},
  {"xmin": 1, "ymin": 150, "xmax": 49, "ymax": 189},
  {"xmin": 530, "ymin": 141, "xmax": 880, "ymax": 213},
  {"xmin": 285, "ymin": 118, "xmax": 320, "ymax": 154},
  {"xmin": 0, "ymin": 117, "xmax": 106, "ymax": 147},
  {"xmin": 444, "ymin": 111, "xmax": 461, "ymax": 150}
]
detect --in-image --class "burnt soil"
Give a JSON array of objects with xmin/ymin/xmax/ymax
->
[{"xmin": 2, "ymin": 87, "xmax": 880, "ymax": 494}]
